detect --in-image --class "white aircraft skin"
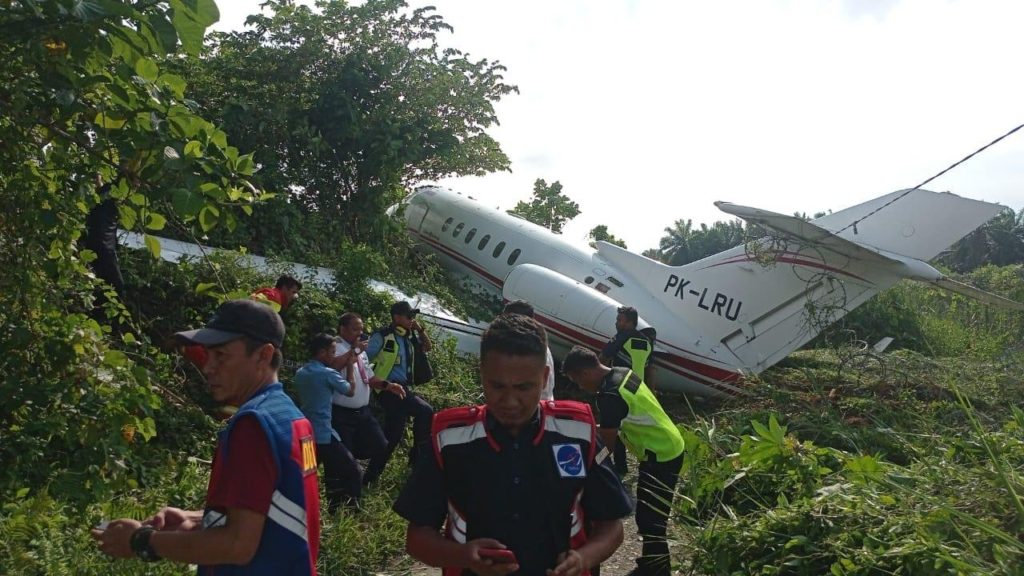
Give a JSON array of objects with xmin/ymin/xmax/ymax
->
[{"xmin": 399, "ymin": 185, "xmax": 1014, "ymax": 398}]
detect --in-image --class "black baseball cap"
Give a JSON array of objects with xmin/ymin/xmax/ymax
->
[
  {"xmin": 175, "ymin": 300, "xmax": 286, "ymax": 348},
  {"xmin": 390, "ymin": 301, "xmax": 420, "ymax": 317}
]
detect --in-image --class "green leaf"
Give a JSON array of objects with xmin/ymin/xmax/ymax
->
[
  {"xmin": 198, "ymin": 205, "xmax": 219, "ymax": 231},
  {"xmin": 144, "ymin": 234, "xmax": 161, "ymax": 259},
  {"xmin": 104, "ymin": 349, "xmax": 129, "ymax": 368},
  {"xmin": 146, "ymin": 13, "xmax": 178, "ymax": 54},
  {"xmin": 118, "ymin": 205, "xmax": 138, "ymax": 229},
  {"xmin": 195, "ymin": 282, "xmax": 217, "ymax": 294},
  {"xmin": 768, "ymin": 415, "xmax": 786, "ymax": 443},
  {"xmin": 235, "ymin": 153, "xmax": 254, "ymax": 175},
  {"xmin": 135, "ymin": 57, "xmax": 159, "ymax": 81},
  {"xmin": 170, "ymin": 0, "xmax": 220, "ymax": 56},
  {"xmin": 751, "ymin": 419, "xmax": 772, "ymax": 441},
  {"xmin": 137, "ymin": 417, "xmax": 157, "ymax": 441},
  {"xmin": 94, "ymin": 112, "xmax": 126, "ymax": 129},
  {"xmin": 241, "ymin": 204, "xmax": 253, "ymax": 216},
  {"xmin": 145, "ymin": 213, "xmax": 167, "ymax": 230},
  {"xmin": 171, "ymin": 188, "xmax": 204, "ymax": 217},
  {"xmin": 184, "ymin": 140, "xmax": 203, "ymax": 159},
  {"xmin": 158, "ymin": 73, "xmax": 187, "ymax": 98}
]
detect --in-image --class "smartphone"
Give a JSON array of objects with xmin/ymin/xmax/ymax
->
[{"xmin": 479, "ymin": 548, "xmax": 517, "ymax": 564}]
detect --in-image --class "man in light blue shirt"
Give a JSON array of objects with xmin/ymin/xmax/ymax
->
[{"xmin": 294, "ymin": 333, "xmax": 361, "ymax": 512}]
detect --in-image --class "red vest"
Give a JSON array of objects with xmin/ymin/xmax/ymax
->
[{"xmin": 430, "ymin": 401, "xmax": 597, "ymax": 576}]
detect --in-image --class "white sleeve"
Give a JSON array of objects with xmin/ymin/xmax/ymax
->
[{"xmin": 542, "ymin": 347, "xmax": 556, "ymax": 401}]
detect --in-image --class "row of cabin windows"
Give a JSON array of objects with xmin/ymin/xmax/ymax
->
[{"xmin": 442, "ymin": 217, "xmax": 521, "ymax": 266}]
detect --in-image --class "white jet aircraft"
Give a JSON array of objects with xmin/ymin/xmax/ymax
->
[{"xmin": 397, "ymin": 185, "xmax": 1023, "ymax": 398}]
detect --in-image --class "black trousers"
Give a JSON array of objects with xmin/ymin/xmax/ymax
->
[
  {"xmin": 635, "ymin": 451, "xmax": 684, "ymax": 576},
  {"xmin": 377, "ymin": 385, "xmax": 433, "ymax": 468},
  {"xmin": 331, "ymin": 404, "xmax": 388, "ymax": 484},
  {"xmin": 315, "ymin": 439, "xmax": 361, "ymax": 512}
]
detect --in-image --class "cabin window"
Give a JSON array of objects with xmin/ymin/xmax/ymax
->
[
  {"xmin": 478, "ymin": 235, "xmax": 491, "ymax": 250},
  {"xmin": 453, "ymin": 222, "xmax": 465, "ymax": 238},
  {"xmin": 465, "ymin": 228, "xmax": 477, "ymax": 244},
  {"xmin": 442, "ymin": 217, "xmax": 453, "ymax": 232},
  {"xmin": 493, "ymin": 241, "xmax": 506, "ymax": 258},
  {"xmin": 584, "ymin": 276, "xmax": 594, "ymax": 284},
  {"xmin": 607, "ymin": 276, "xmax": 624, "ymax": 288},
  {"xmin": 507, "ymin": 248, "xmax": 521, "ymax": 266}
]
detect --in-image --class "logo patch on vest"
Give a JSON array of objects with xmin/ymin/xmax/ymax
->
[
  {"xmin": 552, "ymin": 443, "xmax": 586, "ymax": 478},
  {"xmin": 300, "ymin": 435, "xmax": 317, "ymax": 476}
]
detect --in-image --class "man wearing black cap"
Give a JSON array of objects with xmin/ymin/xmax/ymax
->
[
  {"xmin": 92, "ymin": 300, "xmax": 321, "ymax": 575},
  {"xmin": 366, "ymin": 301, "xmax": 435, "ymax": 471}
]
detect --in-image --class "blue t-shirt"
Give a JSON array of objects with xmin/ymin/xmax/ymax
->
[
  {"xmin": 293, "ymin": 360, "xmax": 350, "ymax": 444},
  {"xmin": 366, "ymin": 330, "xmax": 412, "ymax": 385}
]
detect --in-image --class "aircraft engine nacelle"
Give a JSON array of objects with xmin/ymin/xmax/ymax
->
[{"xmin": 503, "ymin": 264, "xmax": 645, "ymax": 355}]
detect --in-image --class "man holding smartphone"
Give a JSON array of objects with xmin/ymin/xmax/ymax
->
[
  {"xmin": 330, "ymin": 311, "xmax": 405, "ymax": 486},
  {"xmin": 394, "ymin": 314, "xmax": 632, "ymax": 576},
  {"xmin": 91, "ymin": 300, "xmax": 320, "ymax": 574}
]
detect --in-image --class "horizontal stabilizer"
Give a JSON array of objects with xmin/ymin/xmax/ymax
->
[
  {"xmin": 931, "ymin": 277, "xmax": 1024, "ymax": 311},
  {"xmin": 715, "ymin": 202, "xmax": 900, "ymax": 266}
]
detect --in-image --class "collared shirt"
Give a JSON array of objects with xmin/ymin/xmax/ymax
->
[
  {"xmin": 366, "ymin": 328, "xmax": 412, "ymax": 385},
  {"xmin": 393, "ymin": 409, "xmax": 633, "ymax": 575},
  {"xmin": 332, "ymin": 339, "xmax": 374, "ymax": 408},
  {"xmin": 293, "ymin": 360, "xmax": 351, "ymax": 444}
]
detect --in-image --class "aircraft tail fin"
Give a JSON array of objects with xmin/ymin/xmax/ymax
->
[{"xmin": 597, "ymin": 189, "xmax": 1012, "ymax": 373}]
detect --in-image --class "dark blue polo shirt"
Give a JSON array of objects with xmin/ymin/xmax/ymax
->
[
  {"xmin": 393, "ymin": 410, "xmax": 633, "ymax": 575},
  {"xmin": 600, "ymin": 329, "xmax": 651, "ymax": 370}
]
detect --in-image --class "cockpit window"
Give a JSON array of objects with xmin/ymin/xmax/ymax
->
[
  {"xmin": 442, "ymin": 217, "xmax": 453, "ymax": 232},
  {"xmin": 453, "ymin": 222, "xmax": 465, "ymax": 237},
  {"xmin": 507, "ymin": 248, "xmax": 521, "ymax": 266}
]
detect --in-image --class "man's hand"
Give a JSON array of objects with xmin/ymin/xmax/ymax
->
[
  {"xmin": 91, "ymin": 518, "xmax": 142, "ymax": 558},
  {"xmin": 144, "ymin": 507, "xmax": 201, "ymax": 532},
  {"xmin": 410, "ymin": 320, "xmax": 424, "ymax": 333},
  {"xmin": 462, "ymin": 539, "xmax": 519, "ymax": 576},
  {"xmin": 384, "ymin": 382, "xmax": 407, "ymax": 399},
  {"xmin": 547, "ymin": 549, "xmax": 586, "ymax": 576}
]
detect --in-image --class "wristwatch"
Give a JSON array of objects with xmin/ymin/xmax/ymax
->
[{"xmin": 130, "ymin": 526, "xmax": 162, "ymax": 562}]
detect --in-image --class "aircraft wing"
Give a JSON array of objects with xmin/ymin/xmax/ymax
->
[
  {"xmin": 931, "ymin": 277, "xmax": 1024, "ymax": 311},
  {"xmin": 119, "ymin": 231, "xmax": 484, "ymax": 354}
]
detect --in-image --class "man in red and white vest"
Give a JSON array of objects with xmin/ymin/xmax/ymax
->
[{"xmin": 394, "ymin": 314, "xmax": 632, "ymax": 576}]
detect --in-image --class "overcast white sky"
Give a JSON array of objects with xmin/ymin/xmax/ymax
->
[{"xmin": 215, "ymin": 0, "xmax": 1024, "ymax": 252}]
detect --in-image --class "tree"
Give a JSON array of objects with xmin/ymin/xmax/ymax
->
[
  {"xmin": 174, "ymin": 0, "xmax": 518, "ymax": 250},
  {"xmin": 588, "ymin": 225, "xmax": 627, "ymax": 249},
  {"xmin": 507, "ymin": 178, "xmax": 580, "ymax": 233},
  {"xmin": 0, "ymin": 0, "xmax": 256, "ymax": 500},
  {"xmin": 656, "ymin": 219, "xmax": 746, "ymax": 265},
  {"xmin": 938, "ymin": 208, "xmax": 1024, "ymax": 272}
]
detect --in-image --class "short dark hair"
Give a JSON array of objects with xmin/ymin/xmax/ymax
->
[
  {"xmin": 276, "ymin": 275, "xmax": 302, "ymax": 290},
  {"xmin": 503, "ymin": 299, "xmax": 535, "ymax": 317},
  {"xmin": 562, "ymin": 345, "xmax": 600, "ymax": 374},
  {"xmin": 617, "ymin": 306, "xmax": 638, "ymax": 326},
  {"xmin": 241, "ymin": 336, "xmax": 283, "ymax": 369},
  {"xmin": 338, "ymin": 312, "xmax": 362, "ymax": 328},
  {"xmin": 481, "ymin": 313, "xmax": 547, "ymax": 361},
  {"xmin": 307, "ymin": 333, "xmax": 336, "ymax": 357}
]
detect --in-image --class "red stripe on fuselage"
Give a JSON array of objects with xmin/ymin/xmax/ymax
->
[{"xmin": 409, "ymin": 229, "xmax": 504, "ymax": 287}]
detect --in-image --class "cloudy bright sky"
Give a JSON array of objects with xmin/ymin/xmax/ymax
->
[{"xmin": 215, "ymin": 0, "xmax": 1024, "ymax": 252}]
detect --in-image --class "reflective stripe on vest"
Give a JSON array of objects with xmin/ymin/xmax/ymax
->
[
  {"xmin": 374, "ymin": 331, "xmax": 413, "ymax": 382},
  {"xmin": 617, "ymin": 370, "xmax": 685, "ymax": 462},
  {"xmin": 625, "ymin": 336, "xmax": 651, "ymax": 377}
]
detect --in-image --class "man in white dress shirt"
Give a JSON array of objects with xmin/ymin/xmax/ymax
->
[{"xmin": 330, "ymin": 312, "xmax": 407, "ymax": 485}]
